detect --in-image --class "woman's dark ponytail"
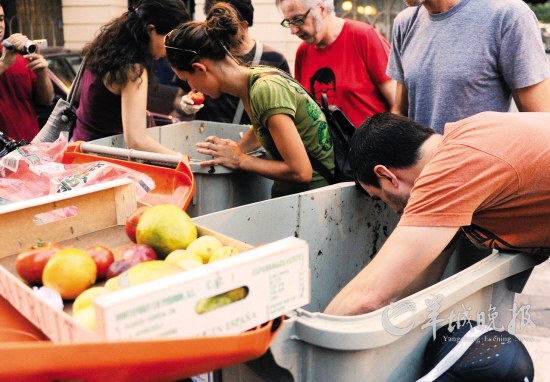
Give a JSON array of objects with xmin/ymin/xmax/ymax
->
[{"xmin": 166, "ymin": 3, "xmax": 245, "ymax": 72}]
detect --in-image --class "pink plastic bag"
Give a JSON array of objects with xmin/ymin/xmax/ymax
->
[{"xmin": 0, "ymin": 135, "xmax": 155, "ymax": 205}]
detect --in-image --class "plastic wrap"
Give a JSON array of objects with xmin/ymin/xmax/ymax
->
[{"xmin": 0, "ymin": 135, "xmax": 155, "ymax": 205}]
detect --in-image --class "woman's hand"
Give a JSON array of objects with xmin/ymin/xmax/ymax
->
[
  {"xmin": 196, "ymin": 136, "xmax": 244, "ymax": 169},
  {"xmin": 179, "ymin": 91, "xmax": 205, "ymax": 115}
]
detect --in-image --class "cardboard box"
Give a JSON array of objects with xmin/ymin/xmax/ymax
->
[{"xmin": 0, "ymin": 179, "xmax": 310, "ymax": 343}]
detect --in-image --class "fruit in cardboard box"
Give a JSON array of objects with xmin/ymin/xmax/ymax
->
[
  {"xmin": 86, "ymin": 245, "xmax": 115, "ymax": 280},
  {"xmin": 195, "ymin": 294, "xmax": 233, "ymax": 314},
  {"xmin": 125, "ymin": 206, "xmax": 150, "ymax": 243},
  {"xmin": 136, "ymin": 204, "xmax": 197, "ymax": 259},
  {"xmin": 15, "ymin": 241, "xmax": 62, "ymax": 284},
  {"xmin": 122, "ymin": 243, "xmax": 157, "ymax": 262},
  {"xmin": 42, "ymin": 248, "xmax": 97, "ymax": 300},
  {"xmin": 104, "ymin": 276, "xmax": 119, "ymax": 291},
  {"xmin": 165, "ymin": 249, "xmax": 204, "ymax": 269},
  {"xmin": 165, "ymin": 249, "xmax": 203, "ymax": 265},
  {"xmin": 209, "ymin": 245, "xmax": 240, "ymax": 263},
  {"xmin": 73, "ymin": 286, "xmax": 109, "ymax": 315},
  {"xmin": 226, "ymin": 286, "xmax": 248, "ymax": 302},
  {"xmin": 105, "ymin": 258, "xmax": 141, "ymax": 280},
  {"xmin": 176, "ymin": 258, "xmax": 204, "ymax": 271},
  {"xmin": 73, "ymin": 306, "xmax": 96, "ymax": 331},
  {"xmin": 106, "ymin": 260, "xmax": 183, "ymax": 290},
  {"xmin": 187, "ymin": 235, "xmax": 223, "ymax": 263}
]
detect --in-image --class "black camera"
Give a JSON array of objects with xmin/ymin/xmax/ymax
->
[
  {"xmin": 2, "ymin": 40, "xmax": 38, "ymax": 55},
  {"xmin": 0, "ymin": 131, "xmax": 27, "ymax": 158}
]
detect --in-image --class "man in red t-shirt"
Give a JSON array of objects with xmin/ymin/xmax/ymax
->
[
  {"xmin": 325, "ymin": 111, "xmax": 550, "ymax": 316},
  {"xmin": 0, "ymin": 3, "xmax": 54, "ymax": 142},
  {"xmin": 277, "ymin": 0, "xmax": 395, "ymax": 127}
]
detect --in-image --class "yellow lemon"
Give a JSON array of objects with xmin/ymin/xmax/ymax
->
[
  {"xmin": 165, "ymin": 249, "xmax": 203, "ymax": 265},
  {"xmin": 73, "ymin": 306, "xmax": 96, "ymax": 331},
  {"xmin": 104, "ymin": 276, "xmax": 119, "ymax": 291},
  {"xmin": 42, "ymin": 248, "xmax": 97, "ymax": 300},
  {"xmin": 176, "ymin": 258, "xmax": 204, "ymax": 271},
  {"xmin": 72, "ymin": 286, "xmax": 109, "ymax": 315},
  {"xmin": 112, "ymin": 260, "xmax": 183, "ymax": 289},
  {"xmin": 225, "ymin": 286, "xmax": 248, "ymax": 302},
  {"xmin": 209, "ymin": 245, "xmax": 240, "ymax": 263},
  {"xmin": 195, "ymin": 295, "xmax": 233, "ymax": 314},
  {"xmin": 187, "ymin": 235, "xmax": 223, "ymax": 263}
]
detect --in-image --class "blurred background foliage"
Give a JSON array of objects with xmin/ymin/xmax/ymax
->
[{"xmin": 529, "ymin": 2, "xmax": 550, "ymax": 22}]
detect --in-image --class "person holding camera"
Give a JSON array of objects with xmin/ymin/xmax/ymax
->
[{"xmin": 0, "ymin": 2, "xmax": 54, "ymax": 142}]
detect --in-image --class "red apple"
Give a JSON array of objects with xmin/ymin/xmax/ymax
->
[
  {"xmin": 125, "ymin": 206, "xmax": 150, "ymax": 243},
  {"xmin": 105, "ymin": 258, "xmax": 140, "ymax": 280},
  {"xmin": 189, "ymin": 92, "xmax": 205, "ymax": 105},
  {"xmin": 122, "ymin": 243, "xmax": 157, "ymax": 262},
  {"xmin": 86, "ymin": 245, "xmax": 115, "ymax": 280}
]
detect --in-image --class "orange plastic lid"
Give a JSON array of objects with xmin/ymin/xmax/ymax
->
[
  {"xmin": 0, "ymin": 296, "xmax": 49, "ymax": 342},
  {"xmin": 62, "ymin": 142, "xmax": 195, "ymax": 210},
  {"xmin": 0, "ymin": 296, "xmax": 283, "ymax": 381}
]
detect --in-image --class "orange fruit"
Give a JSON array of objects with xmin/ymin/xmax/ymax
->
[
  {"xmin": 42, "ymin": 248, "xmax": 97, "ymax": 300},
  {"xmin": 136, "ymin": 204, "xmax": 197, "ymax": 259}
]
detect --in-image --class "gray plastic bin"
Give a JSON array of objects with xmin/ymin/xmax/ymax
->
[
  {"xmin": 193, "ymin": 183, "xmax": 543, "ymax": 382},
  {"xmin": 82, "ymin": 120, "xmax": 273, "ymax": 217}
]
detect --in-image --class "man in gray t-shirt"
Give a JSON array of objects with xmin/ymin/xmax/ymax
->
[{"xmin": 388, "ymin": 0, "xmax": 550, "ymax": 133}]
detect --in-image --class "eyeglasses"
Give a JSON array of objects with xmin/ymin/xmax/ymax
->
[
  {"xmin": 164, "ymin": 45, "xmax": 199, "ymax": 56},
  {"xmin": 280, "ymin": 8, "xmax": 311, "ymax": 28},
  {"xmin": 163, "ymin": 31, "xmax": 200, "ymax": 57}
]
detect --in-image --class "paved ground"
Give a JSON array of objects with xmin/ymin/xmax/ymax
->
[{"xmin": 514, "ymin": 258, "xmax": 550, "ymax": 381}]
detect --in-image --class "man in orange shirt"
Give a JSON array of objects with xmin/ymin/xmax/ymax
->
[{"xmin": 325, "ymin": 111, "xmax": 550, "ymax": 316}]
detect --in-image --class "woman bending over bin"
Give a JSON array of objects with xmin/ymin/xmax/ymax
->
[
  {"xmin": 165, "ymin": 3, "xmax": 335, "ymax": 198},
  {"xmin": 72, "ymin": 0, "xmax": 190, "ymax": 155}
]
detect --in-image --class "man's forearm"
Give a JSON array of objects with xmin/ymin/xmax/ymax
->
[
  {"xmin": 391, "ymin": 81, "xmax": 408, "ymax": 116},
  {"xmin": 34, "ymin": 71, "xmax": 54, "ymax": 105},
  {"xmin": 513, "ymin": 78, "xmax": 550, "ymax": 112},
  {"xmin": 324, "ymin": 225, "xmax": 459, "ymax": 316}
]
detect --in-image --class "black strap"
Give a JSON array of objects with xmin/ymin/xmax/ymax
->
[
  {"xmin": 308, "ymin": 153, "xmax": 335, "ymax": 184},
  {"xmin": 67, "ymin": 56, "xmax": 86, "ymax": 106},
  {"xmin": 253, "ymin": 70, "xmax": 335, "ymax": 184}
]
